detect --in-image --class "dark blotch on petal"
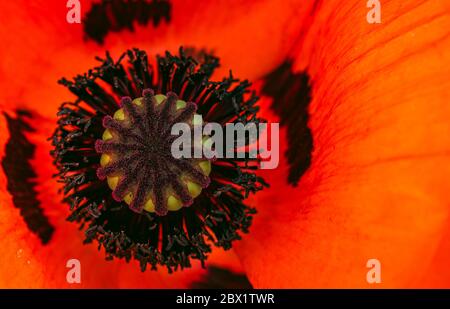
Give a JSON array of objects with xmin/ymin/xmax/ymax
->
[
  {"xmin": 190, "ymin": 266, "xmax": 253, "ymax": 289},
  {"xmin": 1, "ymin": 110, "xmax": 54, "ymax": 244},
  {"xmin": 262, "ymin": 61, "xmax": 313, "ymax": 186},
  {"xmin": 83, "ymin": 0, "xmax": 172, "ymax": 44}
]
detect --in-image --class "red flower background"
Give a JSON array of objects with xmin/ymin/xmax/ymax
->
[{"xmin": 0, "ymin": 0, "xmax": 450, "ymax": 288}]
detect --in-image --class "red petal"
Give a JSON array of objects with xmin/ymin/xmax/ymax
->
[
  {"xmin": 0, "ymin": 0, "xmax": 103, "ymax": 116},
  {"xmin": 236, "ymin": 0, "xmax": 450, "ymax": 287},
  {"xmin": 0, "ymin": 0, "xmax": 315, "ymax": 115}
]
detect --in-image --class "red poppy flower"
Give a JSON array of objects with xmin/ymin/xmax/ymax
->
[
  {"xmin": 0, "ymin": 0, "xmax": 309, "ymax": 288},
  {"xmin": 1, "ymin": 0, "xmax": 450, "ymax": 288}
]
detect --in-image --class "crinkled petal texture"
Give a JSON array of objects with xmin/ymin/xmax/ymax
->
[{"xmin": 235, "ymin": 0, "xmax": 450, "ymax": 287}]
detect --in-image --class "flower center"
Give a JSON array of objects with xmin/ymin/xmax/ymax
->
[
  {"xmin": 51, "ymin": 48, "xmax": 267, "ymax": 272},
  {"xmin": 95, "ymin": 89, "xmax": 211, "ymax": 216}
]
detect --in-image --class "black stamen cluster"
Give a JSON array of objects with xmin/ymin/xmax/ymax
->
[{"xmin": 51, "ymin": 47, "xmax": 268, "ymax": 272}]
